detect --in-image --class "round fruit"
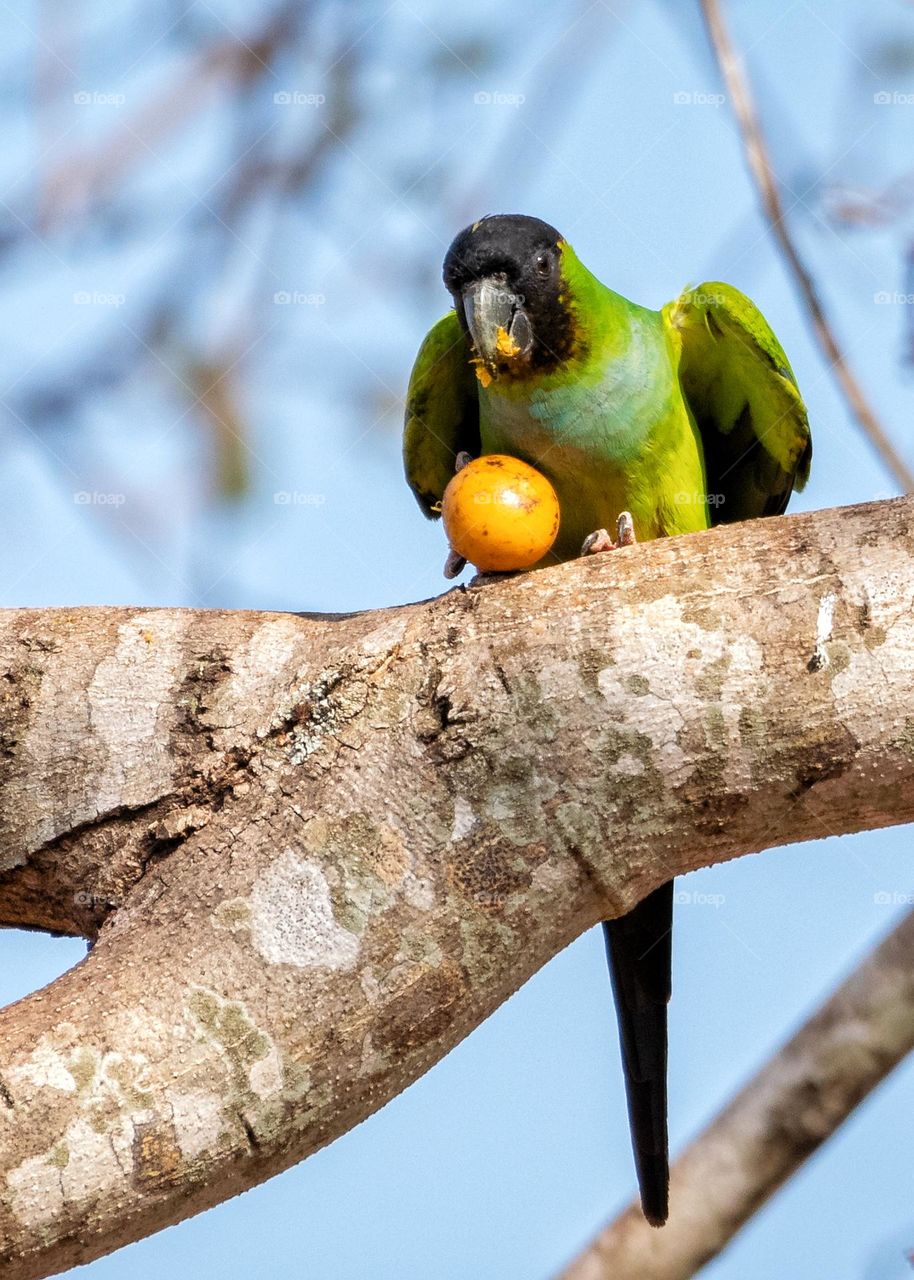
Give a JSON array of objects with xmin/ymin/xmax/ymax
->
[{"xmin": 441, "ymin": 455, "xmax": 561, "ymax": 572}]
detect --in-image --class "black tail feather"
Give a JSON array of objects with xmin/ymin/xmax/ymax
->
[{"xmin": 602, "ymin": 879, "xmax": 673, "ymax": 1226}]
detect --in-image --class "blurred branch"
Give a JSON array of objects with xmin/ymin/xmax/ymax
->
[
  {"xmin": 219, "ymin": 53, "xmax": 359, "ymax": 225},
  {"xmin": 10, "ymin": 4, "xmax": 365, "ymax": 527},
  {"xmin": 825, "ymin": 173, "xmax": 914, "ymax": 228},
  {"xmin": 699, "ymin": 0, "xmax": 914, "ymax": 493},
  {"xmin": 187, "ymin": 358, "xmax": 250, "ymax": 500},
  {"xmin": 38, "ymin": 0, "xmax": 302, "ymax": 228},
  {"xmin": 559, "ymin": 908, "xmax": 914, "ymax": 1280}
]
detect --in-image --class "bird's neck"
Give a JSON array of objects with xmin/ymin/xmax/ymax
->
[{"xmin": 558, "ymin": 242, "xmax": 650, "ymax": 361}]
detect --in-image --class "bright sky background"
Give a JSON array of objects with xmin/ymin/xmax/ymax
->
[{"xmin": 2, "ymin": 1, "xmax": 914, "ymax": 1276}]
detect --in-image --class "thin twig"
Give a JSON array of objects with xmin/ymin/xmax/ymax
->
[
  {"xmin": 558, "ymin": 908, "xmax": 914, "ymax": 1280},
  {"xmin": 699, "ymin": 0, "xmax": 914, "ymax": 492}
]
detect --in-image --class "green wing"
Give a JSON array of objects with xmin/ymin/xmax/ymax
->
[
  {"xmin": 665, "ymin": 282, "xmax": 812, "ymax": 525},
  {"xmin": 403, "ymin": 310, "xmax": 480, "ymax": 518}
]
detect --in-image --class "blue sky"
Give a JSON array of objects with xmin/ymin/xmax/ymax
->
[{"xmin": 2, "ymin": 0, "xmax": 914, "ymax": 1275}]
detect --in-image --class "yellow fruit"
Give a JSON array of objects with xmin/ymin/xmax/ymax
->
[{"xmin": 441, "ymin": 455, "xmax": 561, "ymax": 572}]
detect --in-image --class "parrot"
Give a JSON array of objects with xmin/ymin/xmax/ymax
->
[{"xmin": 402, "ymin": 213, "xmax": 812, "ymax": 1226}]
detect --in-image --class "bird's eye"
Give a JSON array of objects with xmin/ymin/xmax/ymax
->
[{"xmin": 535, "ymin": 252, "xmax": 551, "ymax": 275}]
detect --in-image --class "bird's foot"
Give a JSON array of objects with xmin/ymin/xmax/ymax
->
[
  {"xmin": 454, "ymin": 451, "xmax": 474, "ymax": 473},
  {"xmin": 581, "ymin": 511, "xmax": 637, "ymax": 556}
]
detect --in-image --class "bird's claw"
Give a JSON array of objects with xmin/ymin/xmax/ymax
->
[
  {"xmin": 616, "ymin": 511, "xmax": 637, "ymax": 546},
  {"xmin": 443, "ymin": 455, "xmax": 476, "ymax": 575},
  {"xmin": 581, "ymin": 512, "xmax": 637, "ymax": 556},
  {"xmin": 581, "ymin": 528, "xmax": 616, "ymax": 556},
  {"xmin": 442, "ymin": 456, "xmax": 476, "ymax": 576},
  {"xmin": 443, "ymin": 549, "xmax": 467, "ymax": 579}
]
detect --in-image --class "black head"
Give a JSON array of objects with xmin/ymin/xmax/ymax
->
[{"xmin": 442, "ymin": 214, "xmax": 575, "ymax": 380}]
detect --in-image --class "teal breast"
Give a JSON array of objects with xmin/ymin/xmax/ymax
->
[{"xmin": 477, "ymin": 309, "xmax": 681, "ymax": 557}]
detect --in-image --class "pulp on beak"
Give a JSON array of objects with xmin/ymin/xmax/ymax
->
[{"xmin": 462, "ymin": 277, "xmax": 534, "ymax": 379}]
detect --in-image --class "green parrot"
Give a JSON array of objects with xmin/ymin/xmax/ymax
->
[{"xmin": 402, "ymin": 213, "xmax": 811, "ymax": 1226}]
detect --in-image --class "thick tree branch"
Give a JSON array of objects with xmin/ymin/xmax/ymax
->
[
  {"xmin": 1, "ymin": 496, "xmax": 913, "ymax": 1277},
  {"xmin": 558, "ymin": 908, "xmax": 914, "ymax": 1280}
]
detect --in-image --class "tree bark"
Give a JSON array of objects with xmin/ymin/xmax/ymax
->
[{"xmin": 1, "ymin": 495, "xmax": 913, "ymax": 1278}]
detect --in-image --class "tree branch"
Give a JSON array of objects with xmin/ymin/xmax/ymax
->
[
  {"xmin": 558, "ymin": 907, "xmax": 914, "ymax": 1280},
  {"xmin": 1, "ymin": 496, "xmax": 914, "ymax": 1277},
  {"xmin": 699, "ymin": 0, "xmax": 914, "ymax": 493}
]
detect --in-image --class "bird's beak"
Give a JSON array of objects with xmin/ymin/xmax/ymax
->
[{"xmin": 461, "ymin": 277, "xmax": 534, "ymax": 379}]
